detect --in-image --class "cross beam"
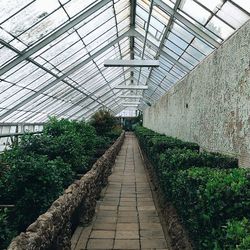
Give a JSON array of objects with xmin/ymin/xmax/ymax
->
[
  {"xmin": 104, "ymin": 60, "xmax": 159, "ymax": 67},
  {"xmin": 119, "ymin": 95, "xmax": 142, "ymax": 98},
  {"xmin": 115, "ymin": 85, "xmax": 148, "ymax": 90}
]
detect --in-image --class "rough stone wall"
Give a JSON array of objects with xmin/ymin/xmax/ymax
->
[
  {"xmin": 7, "ymin": 132, "xmax": 125, "ymax": 250},
  {"xmin": 143, "ymin": 20, "xmax": 250, "ymax": 167}
]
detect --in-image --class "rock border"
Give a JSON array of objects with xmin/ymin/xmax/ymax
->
[
  {"xmin": 138, "ymin": 142, "xmax": 193, "ymax": 250},
  {"xmin": 8, "ymin": 132, "xmax": 125, "ymax": 250}
]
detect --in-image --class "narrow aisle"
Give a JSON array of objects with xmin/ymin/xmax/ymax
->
[{"xmin": 72, "ymin": 133, "xmax": 170, "ymax": 250}]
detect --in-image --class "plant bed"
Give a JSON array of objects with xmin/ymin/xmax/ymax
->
[
  {"xmin": 7, "ymin": 131, "xmax": 125, "ymax": 250},
  {"xmin": 139, "ymin": 144, "xmax": 193, "ymax": 250},
  {"xmin": 135, "ymin": 126, "xmax": 250, "ymax": 250},
  {"xmin": 0, "ymin": 115, "xmax": 123, "ymax": 249}
]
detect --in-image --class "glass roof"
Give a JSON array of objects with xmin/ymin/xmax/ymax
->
[{"xmin": 0, "ymin": 0, "xmax": 249, "ymax": 122}]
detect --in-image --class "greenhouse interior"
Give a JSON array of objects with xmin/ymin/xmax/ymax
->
[{"xmin": 0, "ymin": 0, "xmax": 250, "ymax": 249}]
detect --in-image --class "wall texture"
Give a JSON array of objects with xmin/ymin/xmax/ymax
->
[{"xmin": 143, "ymin": 20, "xmax": 250, "ymax": 167}]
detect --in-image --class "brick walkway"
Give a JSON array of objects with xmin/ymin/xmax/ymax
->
[{"xmin": 71, "ymin": 133, "xmax": 170, "ymax": 250}]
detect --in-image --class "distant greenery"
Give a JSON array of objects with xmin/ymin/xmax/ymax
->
[
  {"xmin": 135, "ymin": 126, "xmax": 250, "ymax": 250},
  {"xmin": 90, "ymin": 109, "xmax": 122, "ymax": 139},
  {"xmin": 90, "ymin": 109, "xmax": 116, "ymax": 135},
  {"xmin": 0, "ymin": 116, "xmax": 122, "ymax": 249},
  {"xmin": 19, "ymin": 118, "xmax": 97, "ymax": 173}
]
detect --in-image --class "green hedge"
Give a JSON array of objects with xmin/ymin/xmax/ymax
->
[
  {"xmin": 19, "ymin": 118, "xmax": 97, "ymax": 173},
  {"xmin": 170, "ymin": 168, "xmax": 250, "ymax": 249},
  {"xmin": 0, "ymin": 117, "xmax": 121, "ymax": 249},
  {"xmin": 135, "ymin": 126, "xmax": 249, "ymax": 249},
  {"xmin": 217, "ymin": 217, "xmax": 250, "ymax": 249},
  {"xmin": 158, "ymin": 148, "xmax": 238, "ymax": 171}
]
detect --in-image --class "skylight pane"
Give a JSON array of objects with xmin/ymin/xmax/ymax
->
[
  {"xmin": 0, "ymin": 46, "xmax": 17, "ymax": 67},
  {"xmin": 1, "ymin": 0, "xmax": 62, "ymax": 45},
  {"xmin": 231, "ymin": 0, "xmax": 250, "ymax": 13},
  {"xmin": 0, "ymin": 28, "xmax": 13, "ymax": 43},
  {"xmin": 206, "ymin": 16, "xmax": 235, "ymax": 40},
  {"xmin": 191, "ymin": 38, "xmax": 214, "ymax": 55},
  {"xmin": 196, "ymin": 0, "xmax": 223, "ymax": 12},
  {"xmin": 171, "ymin": 22, "xmax": 194, "ymax": 43},
  {"xmin": 18, "ymin": 8, "xmax": 68, "ymax": 45},
  {"xmin": 179, "ymin": 0, "xmax": 211, "ymax": 24},
  {"xmin": 217, "ymin": 2, "xmax": 249, "ymax": 29},
  {"xmin": 63, "ymin": 0, "xmax": 101, "ymax": 18},
  {"xmin": 0, "ymin": 0, "xmax": 32, "ymax": 24}
]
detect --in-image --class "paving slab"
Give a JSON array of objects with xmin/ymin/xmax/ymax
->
[{"xmin": 72, "ymin": 133, "xmax": 170, "ymax": 250}]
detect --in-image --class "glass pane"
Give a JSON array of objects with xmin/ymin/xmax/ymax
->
[
  {"xmin": 0, "ymin": 0, "xmax": 32, "ymax": 24},
  {"xmin": 0, "ymin": 46, "xmax": 17, "ymax": 67},
  {"xmin": 64, "ymin": 0, "xmax": 101, "ymax": 18},
  {"xmin": 18, "ymin": 8, "xmax": 68, "ymax": 45},
  {"xmin": 179, "ymin": 0, "xmax": 211, "ymax": 24},
  {"xmin": 206, "ymin": 16, "xmax": 235, "ymax": 39},
  {"xmin": 2, "ymin": 0, "xmax": 62, "ymax": 44},
  {"xmin": 196, "ymin": 0, "xmax": 223, "ymax": 12},
  {"xmin": 217, "ymin": 2, "xmax": 249, "ymax": 29},
  {"xmin": 231, "ymin": 0, "xmax": 250, "ymax": 13}
]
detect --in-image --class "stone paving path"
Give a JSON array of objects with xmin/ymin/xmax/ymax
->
[{"xmin": 71, "ymin": 133, "xmax": 170, "ymax": 250}]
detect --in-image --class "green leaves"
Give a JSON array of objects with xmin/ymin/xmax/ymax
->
[
  {"xmin": 0, "ymin": 153, "xmax": 74, "ymax": 229},
  {"xmin": 0, "ymin": 208, "xmax": 17, "ymax": 249},
  {"xmin": 0, "ymin": 117, "xmax": 120, "ymax": 249},
  {"xmin": 216, "ymin": 218, "xmax": 250, "ymax": 249},
  {"xmin": 18, "ymin": 118, "xmax": 97, "ymax": 173},
  {"xmin": 135, "ymin": 126, "xmax": 250, "ymax": 250},
  {"xmin": 90, "ymin": 109, "xmax": 117, "ymax": 136}
]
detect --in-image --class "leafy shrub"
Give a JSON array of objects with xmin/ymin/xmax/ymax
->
[
  {"xmin": 0, "ymin": 117, "xmax": 120, "ymax": 249},
  {"xmin": 149, "ymin": 136, "xmax": 199, "ymax": 154},
  {"xmin": 134, "ymin": 126, "xmax": 200, "ymax": 160},
  {"xmin": 0, "ymin": 208, "xmax": 17, "ymax": 249},
  {"xmin": 216, "ymin": 218, "xmax": 250, "ymax": 249},
  {"xmin": 169, "ymin": 167, "xmax": 250, "ymax": 248},
  {"xmin": 0, "ymin": 151, "xmax": 73, "ymax": 230},
  {"xmin": 158, "ymin": 148, "xmax": 238, "ymax": 172},
  {"xmin": 135, "ymin": 126, "xmax": 248, "ymax": 249},
  {"xmin": 19, "ymin": 118, "xmax": 97, "ymax": 173},
  {"xmin": 90, "ymin": 110, "xmax": 117, "ymax": 135}
]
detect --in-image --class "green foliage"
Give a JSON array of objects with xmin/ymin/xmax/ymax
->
[
  {"xmin": 135, "ymin": 126, "xmax": 249, "ymax": 250},
  {"xmin": 90, "ymin": 109, "xmax": 117, "ymax": 136},
  {"xmin": 19, "ymin": 118, "xmax": 97, "ymax": 173},
  {"xmin": 169, "ymin": 168, "xmax": 250, "ymax": 248},
  {"xmin": 158, "ymin": 148, "xmax": 238, "ymax": 172},
  {"xmin": 134, "ymin": 126, "xmax": 199, "ymax": 156},
  {"xmin": 0, "ymin": 152, "xmax": 73, "ymax": 230},
  {"xmin": 0, "ymin": 209, "xmax": 17, "ymax": 249},
  {"xmin": 217, "ymin": 218, "xmax": 250, "ymax": 249},
  {"xmin": 0, "ymin": 117, "xmax": 121, "ymax": 249}
]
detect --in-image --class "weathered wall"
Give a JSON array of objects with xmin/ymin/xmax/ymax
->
[{"xmin": 143, "ymin": 20, "xmax": 250, "ymax": 167}]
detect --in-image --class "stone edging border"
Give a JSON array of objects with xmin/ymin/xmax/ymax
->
[
  {"xmin": 138, "ymin": 141, "xmax": 193, "ymax": 250},
  {"xmin": 8, "ymin": 131, "xmax": 125, "ymax": 250}
]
